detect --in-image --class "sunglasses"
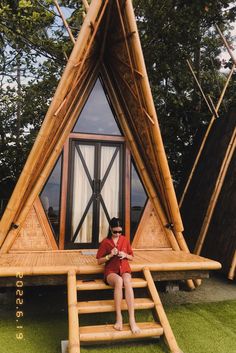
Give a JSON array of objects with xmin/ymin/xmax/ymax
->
[{"xmin": 112, "ymin": 230, "xmax": 122, "ymax": 234}]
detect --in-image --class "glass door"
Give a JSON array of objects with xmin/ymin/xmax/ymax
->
[{"xmin": 67, "ymin": 140, "xmax": 123, "ymax": 248}]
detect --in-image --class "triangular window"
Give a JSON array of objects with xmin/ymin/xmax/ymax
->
[
  {"xmin": 73, "ymin": 78, "xmax": 122, "ymax": 135},
  {"xmin": 130, "ymin": 160, "xmax": 147, "ymax": 241},
  {"xmin": 40, "ymin": 155, "xmax": 62, "ymax": 243}
]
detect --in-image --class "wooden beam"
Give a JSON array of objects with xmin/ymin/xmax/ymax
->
[
  {"xmin": 179, "ymin": 63, "xmax": 235, "ymax": 207},
  {"xmin": 194, "ymin": 128, "xmax": 236, "ymax": 255}
]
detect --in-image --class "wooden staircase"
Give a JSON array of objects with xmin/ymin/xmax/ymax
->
[{"xmin": 67, "ymin": 268, "xmax": 183, "ymax": 353}]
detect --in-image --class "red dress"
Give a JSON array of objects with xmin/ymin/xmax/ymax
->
[{"xmin": 96, "ymin": 235, "xmax": 134, "ymax": 282}]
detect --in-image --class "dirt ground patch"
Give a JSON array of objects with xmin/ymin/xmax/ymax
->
[{"xmin": 159, "ymin": 273, "xmax": 236, "ymax": 306}]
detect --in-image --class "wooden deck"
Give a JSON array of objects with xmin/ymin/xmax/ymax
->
[{"xmin": 0, "ymin": 249, "xmax": 221, "ymax": 278}]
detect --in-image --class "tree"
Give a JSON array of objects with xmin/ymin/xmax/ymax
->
[
  {"xmin": 1, "ymin": 0, "xmax": 236, "ymax": 212},
  {"xmin": 133, "ymin": 0, "xmax": 236, "ymax": 186}
]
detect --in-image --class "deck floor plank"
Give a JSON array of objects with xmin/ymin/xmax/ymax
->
[{"xmin": 0, "ymin": 249, "xmax": 221, "ymax": 277}]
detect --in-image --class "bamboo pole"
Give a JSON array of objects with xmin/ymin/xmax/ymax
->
[
  {"xmin": 216, "ymin": 25, "xmax": 236, "ymax": 66},
  {"xmin": 82, "ymin": 0, "xmax": 90, "ymax": 12},
  {"xmin": 105, "ymin": 65, "xmax": 195, "ymax": 290},
  {"xmin": 125, "ymin": 0, "xmax": 183, "ymax": 233},
  {"xmin": 143, "ymin": 268, "xmax": 183, "ymax": 353},
  {"xmin": 179, "ymin": 63, "xmax": 235, "ymax": 207},
  {"xmin": 0, "ymin": 66, "xmax": 99, "ymax": 253},
  {"xmin": 0, "ymin": 0, "xmax": 106, "ymax": 248},
  {"xmin": 207, "ymin": 95, "xmax": 219, "ymax": 118},
  {"xmin": 53, "ymin": 0, "xmax": 76, "ymax": 44},
  {"xmin": 67, "ymin": 270, "xmax": 80, "ymax": 353},
  {"xmin": 105, "ymin": 70, "xmax": 195, "ymax": 294},
  {"xmin": 228, "ymin": 250, "xmax": 236, "ymax": 280},
  {"xmin": 102, "ymin": 66, "xmax": 180, "ymax": 251},
  {"xmin": 0, "ymin": 257, "xmax": 222, "ymax": 277},
  {"xmin": 110, "ymin": 63, "xmax": 167, "ymax": 204},
  {"xmin": 186, "ymin": 59, "xmax": 214, "ymax": 116},
  {"xmin": 194, "ymin": 128, "xmax": 236, "ymax": 255},
  {"xmin": 115, "ymin": 0, "xmax": 171, "ymax": 216}
]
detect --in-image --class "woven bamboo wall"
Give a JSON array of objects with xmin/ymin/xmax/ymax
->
[
  {"xmin": 132, "ymin": 201, "xmax": 171, "ymax": 249},
  {"xmin": 10, "ymin": 206, "xmax": 53, "ymax": 252}
]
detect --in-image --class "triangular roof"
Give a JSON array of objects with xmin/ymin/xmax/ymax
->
[
  {"xmin": 0, "ymin": 0, "xmax": 184, "ymax": 253},
  {"xmin": 180, "ymin": 108, "xmax": 236, "ymax": 277}
]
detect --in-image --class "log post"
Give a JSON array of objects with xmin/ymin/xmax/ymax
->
[{"xmin": 67, "ymin": 269, "xmax": 80, "ymax": 353}]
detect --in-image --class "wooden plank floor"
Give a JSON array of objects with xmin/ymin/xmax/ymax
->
[{"xmin": 0, "ymin": 249, "xmax": 221, "ymax": 277}]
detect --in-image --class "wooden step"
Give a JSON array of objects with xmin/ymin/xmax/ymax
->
[
  {"xmin": 76, "ymin": 278, "xmax": 147, "ymax": 290},
  {"xmin": 77, "ymin": 298, "xmax": 154, "ymax": 314},
  {"xmin": 80, "ymin": 322, "xmax": 163, "ymax": 342}
]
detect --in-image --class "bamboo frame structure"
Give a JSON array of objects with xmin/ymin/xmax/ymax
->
[
  {"xmin": 194, "ymin": 128, "xmax": 236, "ymax": 255},
  {"xmin": 0, "ymin": 249, "xmax": 221, "ymax": 277},
  {"xmin": 0, "ymin": 0, "xmax": 223, "ymax": 295},
  {"xmin": 0, "ymin": 0, "xmax": 107, "ymax": 249},
  {"xmin": 125, "ymin": 0, "xmax": 184, "ymax": 233},
  {"xmin": 102, "ymin": 66, "xmax": 195, "ymax": 289},
  {"xmin": 0, "ymin": 64, "xmax": 100, "ymax": 253},
  {"xmin": 101, "ymin": 67, "xmax": 180, "ymax": 252},
  {"xmin": 67, "ymin": 270, "xmax": 80, "ymax": 353},
  {"xmin": 179, "ymin": 62, "xmax": 235, "ymax": 207}
]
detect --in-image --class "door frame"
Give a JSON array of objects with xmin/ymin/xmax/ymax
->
[{"xmin": 65, "ymin": 133, "xmax": 126, "ymax": 249}]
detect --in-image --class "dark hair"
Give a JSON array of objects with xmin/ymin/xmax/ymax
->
[{"xmin": 107, "ymin": 217, "xmax": 122, "ymax": 238}]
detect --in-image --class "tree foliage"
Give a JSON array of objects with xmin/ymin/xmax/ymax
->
[
  {"xmin": 134, "ymin": 0, "xmax": 236, "ymax": 186},
  {"xmin": 0, "ymin": 0, "xmax": 236, "ymax": 207}
]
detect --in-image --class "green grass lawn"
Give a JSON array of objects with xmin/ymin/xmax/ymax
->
[{"xmin": 0, "ymin": 287, "xmax": 235, "ymax": 353}]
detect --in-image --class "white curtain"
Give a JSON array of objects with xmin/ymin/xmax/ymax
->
[
  {"xmin": 99, "ymin": 146, "xmax": 120, "ymax": 241},
  {"xmin": 72, "ymin": 145, "xmax": 94, "ymax": 243}
]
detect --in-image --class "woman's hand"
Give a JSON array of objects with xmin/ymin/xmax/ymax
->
[
  {"xmin": 118, "ymin": 251, "xmax": 127, "ymax": 259},
  {"xmin": 111, "ymin": 247, "xmax": 118, "ymax": 257}
]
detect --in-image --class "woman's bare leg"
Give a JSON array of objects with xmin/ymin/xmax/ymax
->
[
  {"xmin": 107, "ymin": 273, "xmax": 123, "ymax": 330},
  {"xmin": 122, "ymin": 273, "xmax": 140, "ymax": 333}
]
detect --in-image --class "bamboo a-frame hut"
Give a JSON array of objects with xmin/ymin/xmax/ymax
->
[
  {"xmin": 180, "ymin": 106, "xmax": 235, "ymax": 280},
  {"xmin": 0, "ymin": 1, "xmax": 221, "ymax": 352}
]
